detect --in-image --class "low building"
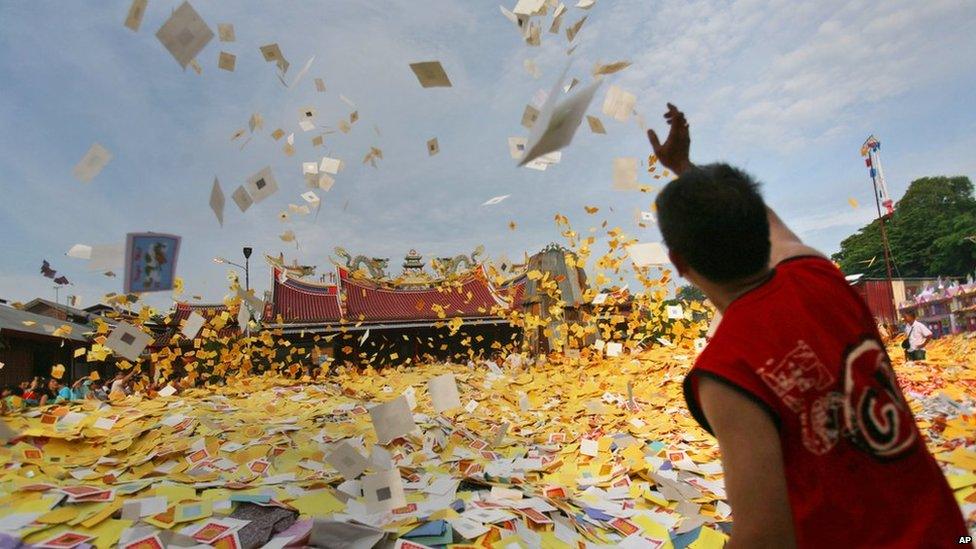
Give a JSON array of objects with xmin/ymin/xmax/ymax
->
[
  {"xmin": 896, "ymin": 277, "xmax": 976, "ymax": 337},
  {"xmin": 847, "ymin": 275, "xmax": 948, "ymax": 325},
  {"xmin": 0, "ymin": 305, "xmax": 91, "ymax": 387},
  {"xmin": 21, "ymin": 297, "xmax": 98, "ymax": 325},
  {"xmin": 259, "ymin": 248, "xmax": 528, "ymax": 366}
]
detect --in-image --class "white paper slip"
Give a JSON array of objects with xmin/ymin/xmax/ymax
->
[
  {"xmin": 368, "ymin": 396, "xmax": 416, "ymax": 444},
  {"xmin": 518, "ymin": 66, "xmax": 602, "ymax": 167},
  {"xmin": 427, "ymin": 373, "xmax": 461, "ymax": 413},
  {"xmin": 362, "ymin": 469, "xmax": 406, "ymax": 513}
]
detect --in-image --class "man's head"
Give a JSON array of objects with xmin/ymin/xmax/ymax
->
[
  {"xmin": 903, "ymin": 311, "xmax": 916, "ymax": 323},
  {"xmin": 655, "ymin": 163, "xmax": 771, "ymax": 285},
  {"xmin": 48, "ymin": 378, "xmax": 61, "ymax": 391}
]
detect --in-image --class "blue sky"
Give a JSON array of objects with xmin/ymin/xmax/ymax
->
[{"xmin": 1, "ymin": 0, "xmax": 975, "ymax": 310}]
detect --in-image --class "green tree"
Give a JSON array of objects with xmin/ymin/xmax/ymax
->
[{"xmin": 832, "ymin": 176, "xmax": 976, "ymax": 277}]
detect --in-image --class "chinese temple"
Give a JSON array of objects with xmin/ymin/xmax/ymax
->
[{"xmin": 261, "ymin": 247, "xmax": 529, "ymax": 366}]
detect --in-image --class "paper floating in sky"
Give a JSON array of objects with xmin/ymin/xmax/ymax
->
[
  {"xmin": 72, "ymin": 143, "xmax": 112, "ymax": 183},
  {"xmin": 231, "ymin": 186, "xmax": 252, "ymax": 213},
  {"xmin": 218, "ymin": 52, "xmax": 236, "ymax": 72},
  {"xmin": 409, "ymin": 61, "xmax": 452, "ymax": 88},
  {"xmin": 281, "ymin": 56, "xmax": 314, "ymax": 88},
  {"xmin": 524, "ymin": 151, "xmax": 561, "ymax": 171},
  {"xmin": 602, "ymin": 85, "xmax": 636, "ymax": 122},
  {"xmin": 210, "ymin": 177, "xmax": 225, "ymax": 226},
  {"xmin": 518, "ymin": 66, "xmax": 602, "ymax": 167},
  {"xmin": 508, "ymin": 137, "xmax": 527, "ymax": 160},
  {"xmin": 245, "ymin": 166, "xmax": 279, "ymax": 203},
  {"xmin": 104, "ymin": 321, "xmax": 151, "ymax": 361},
  {"xmin": 427, "ymin": 137, "xmax": 440, "ymax": 156},
  {"xmin": 592, "ymin": 60, "xmax": 631, "ymax": 77},
  {"xmin": 123, "ymin": 232, "xmax": 181, "ymax": 294},
  {"xmin": 87, "ymin": 244, "xmax": 124, "ymax": 272},
  {"xmin": 155, "ymin": 1, "xmax": 214, "ymax": 69},
  {"xmin": 301, "ymin": 191, "xmax": 320, "ymax": 205},
  {"xmin": 217, "ymin": 23, "xmax": 235, "ymax": 42},
  {"xmin": 612, "ymin": 157, "xmax": 640, "ymax": 191},
  {"xmin": 521, "ymin": 105, "xmax": 540, "ymax": 129},
  {"xmin": 259, "ymin": 43, "xmax": 289, "ymax": 73},
  {"xmin": 124, "ymin": 0, "xmax": 147, "ymax": 32},
  {"xmin": 66, "ymin": 244, "xmax": 93, "ymax": 260},
  {"xmin": 319, "ymin": 157, "xmax": 344, "ymax": 175},
  {"xmin": 482, "ymin": 194, "xmax": 511, "ymax": 206},
  {"xmin": 565, "ymin": 15, "xmax": 588, "ymax": 42},
  {"xmin": 626, "ymin": 242, "xmax": 670, "ymax": 267},
  {"xmin": 586, "ymin": 115, "xmax": 606, "ymax": 134}
]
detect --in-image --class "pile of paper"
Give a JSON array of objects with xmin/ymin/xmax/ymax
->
[{"xmin": 2, "ymin": 334, "xmax": 975, "ymax": 547}]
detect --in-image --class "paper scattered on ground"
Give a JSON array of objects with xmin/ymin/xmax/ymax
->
[{"xmin": 2, "ymin": 336, "xmax": 974, "ymax": 546}]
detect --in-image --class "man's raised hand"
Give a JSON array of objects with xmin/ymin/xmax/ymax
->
[{"xmin": 647, "ymin": 103, "xmax": 691, "ymax": 175}]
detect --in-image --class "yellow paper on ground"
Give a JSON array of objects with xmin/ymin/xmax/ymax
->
[
  {"xmin": 688, "ymin": 525, "xmax": 729, "ymax": 548},
  {"xmin": 632, "ymin": 514, "xmax": 672, "ymax": 547},
  {"xmin": 84, "ymin": 518, "xmax": 132, "ymax": 549},
  {"xmin": 38, "ymin": 506, "xmax": 81, "ymax": 524},
  {"xmin": 81, "ymin": 500, "xmax": 123, "ymax": 528},
  {"xmin": 153, "ymin": 484, "xmax": 197, "ymax": 502},
  {"xmin": 290, "ymin": 489, "xmax": 344, "ymax": 518}
]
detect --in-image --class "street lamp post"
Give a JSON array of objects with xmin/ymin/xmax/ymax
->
[
  {"xmin": 243, "ymin": 247, "xmax": 252, "ymax": 292},
  {"xmin": 213, "ymin": 246, "xmax": 255, "ymax": 341},
  {"xmin": 212, "ymin": 247, "xmax": 252, "ymax": 290}
]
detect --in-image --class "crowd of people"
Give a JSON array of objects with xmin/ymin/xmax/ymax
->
[{"xmin": 0, "ymin": 368, "xmax": 139, "ymax": 413}]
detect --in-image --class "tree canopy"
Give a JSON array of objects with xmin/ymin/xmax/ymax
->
[{"xmin": 832, "ymin": 176, "xmax": 976, "ymax": 277}]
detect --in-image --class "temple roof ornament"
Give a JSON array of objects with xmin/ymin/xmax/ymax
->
[{"xmin": 333, "ymin": 247, "xmax": 390, "ymax": 280}]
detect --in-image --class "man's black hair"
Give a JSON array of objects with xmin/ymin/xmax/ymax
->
[{"xmin": 655, "ymin": 163, "xmax": 771, "ymax": 283}]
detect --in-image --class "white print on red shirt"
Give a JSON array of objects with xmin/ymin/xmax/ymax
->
[
  {"xmin": 758, "ymin": 340, "xmax": 841, "ymax": 454},
  {"xmin": 842, "ymin": 338, "xmax": 917, "ymax": 458},
  {"xmin": 757, "ymin": 338, "xmax": 917, "ymax": 458}
]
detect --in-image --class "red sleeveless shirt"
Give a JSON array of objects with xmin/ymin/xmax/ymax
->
[{"xmin": 685, "ymin": 257, "xmax": 967, "ymax": 547}]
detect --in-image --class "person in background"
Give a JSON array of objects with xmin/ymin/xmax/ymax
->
[
  {"xmin": 1, "ymin": 386, "xmax": 23, "ymax": 414},
  {"xmin": 901, "ymin": 311, "xmax": 932, "ymax": 361},
  {"xmin": 37, "ymin": 378, "xmax": 56, "ymax": 406},
  {"xmin": 90, "ymin": 381, "xmax": 109, "ymax": 401},
  {"xmin": 649, "ymin": 103, "xmax": 965, "ymax": 546},
  {"xmin": 110, "ymin": 368, "xmax": 138, "ymax": 396},
  {"xmin": 22, "ymin": 379, "xmax": 42, "ymax": 406},
  {"xmin": 50, "ymin": 378, "xmax": 74, "ymax": 403},
  {"xmin": 71, "ymin": 376, "xmax": 94, "ymax": 400}
]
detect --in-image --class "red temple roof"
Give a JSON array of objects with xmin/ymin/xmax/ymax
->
[
  {"xmin": 261, "ymin": 260, "xmax": 527, "ymax": 326},
  {"xmin": 340, "ymin": 266, "xmax": 506, "ymax": 322},
  {"xmin": 266, "ymin": 267, "xmax": 343, "ymax": 323}
]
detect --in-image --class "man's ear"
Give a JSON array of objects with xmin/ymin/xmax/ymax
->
[{"xmin": 668, "ymin": 249, "xmax": 688, "ymax": 278}]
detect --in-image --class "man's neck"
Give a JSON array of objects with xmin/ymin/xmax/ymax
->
[{"xmin": 700, "ymin": 269, "xmax": 774, "ymax": 313}]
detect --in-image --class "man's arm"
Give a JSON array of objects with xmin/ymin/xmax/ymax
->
[
  {"xmin": 648, "ymin": 104, "xmax": 824, "ymax": 267},
  {"xmin": 917, "ymin": 322, "xmax": 933, "ymax": 347},
  {"xmin": 698, "ymin": 376, "xmax": 796, "ymax": 548},
  {"xmin": 765, "ymin": 208, "xmax": 825, "ymax": 266}
]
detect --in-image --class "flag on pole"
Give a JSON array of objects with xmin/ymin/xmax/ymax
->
[{"xmin": 862, "ymin": 135, "xmax": 894, "ymax": 215}]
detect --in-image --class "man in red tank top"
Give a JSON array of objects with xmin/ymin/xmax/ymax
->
[{"xmin": 648, "ymin": 104, "xmax": 968, "ymax": 547}]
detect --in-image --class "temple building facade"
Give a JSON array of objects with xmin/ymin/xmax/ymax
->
[{"xmin": 259, "ymin": 247, "xmax": 530, "ymax": 366}]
